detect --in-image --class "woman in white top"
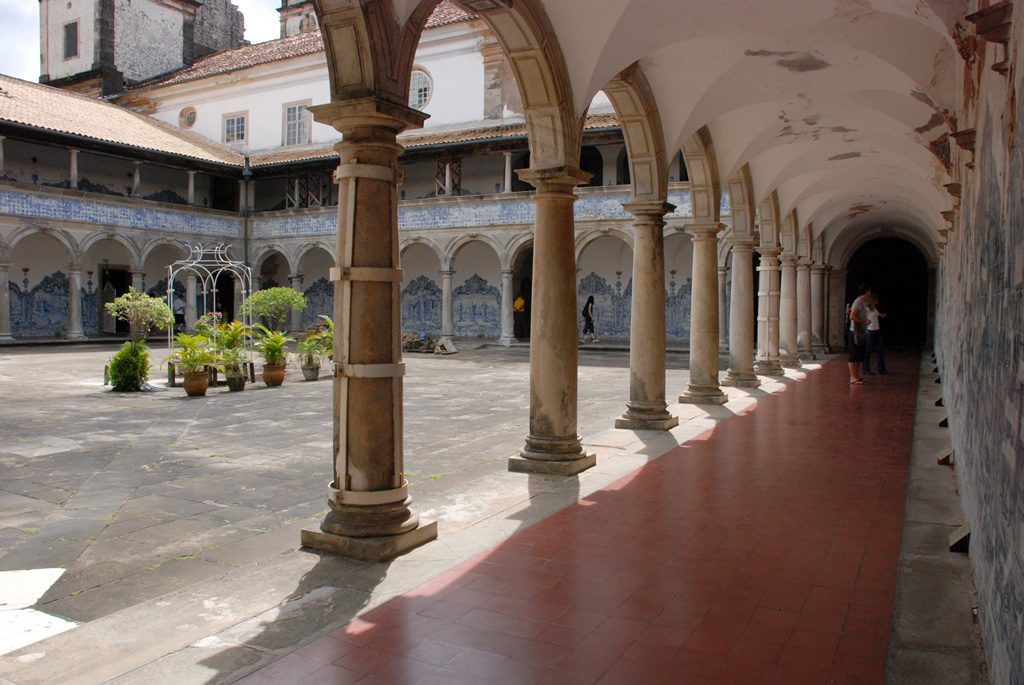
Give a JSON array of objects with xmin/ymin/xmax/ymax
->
[{"xmin": 862, "ymin": 295, "xmax": 888, "ymax": 375}]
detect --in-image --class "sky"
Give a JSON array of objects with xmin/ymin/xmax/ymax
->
[{"xmin": 0, "ymin": 0, "xmax": 283, "ymax": 83}]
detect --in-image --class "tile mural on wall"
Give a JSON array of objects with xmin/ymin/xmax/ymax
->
[
  {"xmin": 0, "ymin": 188, "xmax": 241, "ymax": 237},
  {"xmin": 9, "ymin": 271, "xmax": 69, "ymax": 338},
  {"xmin": 401, "ymin": 275, "xmax": 442, "ymax": 335},
  {"xmin": 302, "ymin": 277, "xmax": 334, "ymax": 329},
  {"xmin": 576, "ymin": 271, "xmax": 693, "ymax": 342},
  {"xmin": 453, "ymin": 274, "xmax": 500, "ymax": 337}
]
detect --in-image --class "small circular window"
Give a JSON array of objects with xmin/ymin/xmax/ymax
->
[
  {"xmin": 179, "ymin": 107, "xmax": 197, "ymax": 128},
  {"xmin": 408, "ymin": 69, "xmax": 432, "ymax": 110}
]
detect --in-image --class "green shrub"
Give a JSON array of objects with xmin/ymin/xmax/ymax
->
[
  {"xmin": 108, "ymin": 341, "xmax": 150, "ymax": 391},
  {"xmin": 240, "ymin": 287, "xmax": 306, "ymax": 330},
  {"xmin": 104, "ymin": 288, "xmax": 174, "ymax": 343}
]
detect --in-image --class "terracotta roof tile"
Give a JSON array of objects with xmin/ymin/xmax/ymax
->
[
  {"xmin": 0, "ymin": 75, "xmax": 244, "ymax": 166},
  {"xmin": 128, "ymin": 2, "xmax": 474, "ymax": 93},
  {"xmin": 249, "ymin": 112, "xmax": 620, "ymax": 167}
]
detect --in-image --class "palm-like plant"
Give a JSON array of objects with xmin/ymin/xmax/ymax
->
[{"xmin": 254, "ymin": 325, "xmax": 294, "ymax": 366}]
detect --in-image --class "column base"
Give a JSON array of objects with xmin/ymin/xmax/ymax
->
[
  {"xmin": 755, "ymin": 361, "xmax": 785, "ymax": 376},
  {"xmin": 721, "ymin": 372, "xmax": 760, "ymax": 388},
  {"xmin": 799, "ymin": 350, "xmax": 816, "ymax": 361},
  {"xmin": 508, "ymin": 452, "xmax": 596, "ymax": 475},
  {"xmin": 0, "ymin": 335, "xmax": 13, "ymax": 343},
  {"xmin": 498, "ymin": 335, "xmax": 514, "ymax": 347},
  {"xmin": 678, "ymin": 386, "xmax": 728, "ymax": 405},
  {"xmin": 780, "ymin": 354, "xmax": 801, "ymax": 368},
  {"xmin": 301, "ymin": 520, "xmax": 437, "ymax": 562},
  {"xmin": 615, "ymin": 414, "xmax": 679, "ymax": 431},
  {"xmin": 813, "ymin": 344, "xmax": 830, "ymax": 355},
  {"xmin": 66, "ymin": 332, "xmax": 87, "ymax": 341}
]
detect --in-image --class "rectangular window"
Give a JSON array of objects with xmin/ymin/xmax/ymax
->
[
  {"xmin": 64, "ymin": 21, "xmax": 79, "ymax": 60},
  {"xmin": 223, "ymin": 112, "xmax": 247, "ymax": 143},
  {"xmin": 283, "ymin": 102, "xmax": 310, "ymax": 147}
]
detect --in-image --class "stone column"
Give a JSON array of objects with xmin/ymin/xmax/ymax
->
[
  {"xmin": 185, "ymin": 273, "xmax": 197, "ymax": 333},
  {"xmin": 722, "ymin": 240, "xmax": 759, "ymax": 387},
  {"xmin": 289, "ymin": 274, "xmax": 304, "ymax": 332},
  {"xmin": 440, "ymin": 270, "xmax": 454, "ymax": 337},
  {"xmin": 778, "ymin": 255, "xmax": 799, "ymax": 367},
  {"xmin": 499, "ymin": 269, "xmax": 514, "ymax": 346},
  {"xmin": 503, "ymin": 152, "xmax": 513, "ymax": 193},
  {"xmin": 755, "ymin": 249, "xmax": 784, "ymax": 375},
  {"xmin": 67, "ymin": 265, "xmax": 85, "ymax": 340},
  {"xmin": 828, "ymin": 268, "xmax": 847, "ymax": 349},
  {"xmin": 298, "ymin": 97, "xmax": 436, "ymax": 561},
  {"xmin": 233, "ymin": 276, "xmax": 244, "ymax": 321},
  {"xmin": 680, "ymin": 223, "xmax": 728, "ymax": 404},
  {"xmin": 131, "ymin": 269, "xmax": 144, "ymax": 294},
  {"xmin": 718, "ymin": 265, "xmax": 729, "ymax": 351},
  {"xmin": 0, "ymin": 263, "xmax": 13, "ymax": 341},
  {"xmin": 131, "ymin": 162, "xmax": 141, "ymax": 197},
  {"xmin": 69, "ymin": 149, "xmax": 79, "ymax": 190},
  {"xmin": 811, "ymin": 263, "xmax": 826, "ymax": 353},
  {"xmin": 187, "ymin": 170, "xmax": 196, "ymax": 205},
  {"xmin": 797, "ymin": 260, "xmax": 814, "ymax": 360},
  {"xmin": 616, "ymin": 201, "xmax": 678, "ymax": 430},
  {"xmin": 509, "ymin": 166, "xmax": 596, "ymax": 475}
]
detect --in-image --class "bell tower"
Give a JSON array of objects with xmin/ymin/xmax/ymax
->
[
  {"xmin": 38, "ymin": 0, "xmax": 245, "ymax": 97},
  {"xmin": 278, "ymin": 0, "xmax": 319, "ymax": 39}
]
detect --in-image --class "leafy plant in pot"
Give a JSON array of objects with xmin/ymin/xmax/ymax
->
[
  {"xmin": 104, "ymin": 287, "xmax": 174, "ymax": 391},
  {"xmin": 219, "ymin": 346, "xmax": 249, "ymax": 391},
  {"xmin": 297, "ymin": 338, "xmax": 322, "ymax": 381},
  {"xmin": 168, "ymin": 334, "xmax": 220, "ymax": 397},
  {"xmin": 254, "ymin": 325, "xmax": 294, "ymax": 386}
]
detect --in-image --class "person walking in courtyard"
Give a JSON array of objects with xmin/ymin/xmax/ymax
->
[
  {"xmin": 173, "ymin": 293, "xmax": 186, "ymax": 333},
  {"xmin": 863, "ymin": 294, "xmax": 888, "ymax": 375},
  {"xmin": 579, "ymin": 295, "xmax": 598, "ymax": 343},
  {"xmin": 848, "ymin": 283, "xmax": 871, "ymax": 384}
]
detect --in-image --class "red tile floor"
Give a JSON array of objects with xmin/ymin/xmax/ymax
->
[{"xmin": 240, "ymin": 354, "xmax": 918, "ymax": 684}]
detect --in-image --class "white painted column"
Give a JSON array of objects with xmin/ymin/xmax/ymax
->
[
  {"xmin": 233, "ymin": 276, "xmax": 244, "ymax": 321},
  {"xmin": 779, "ymin": 255, "xmax": 799, "ymax": 367},
  {"xmin": 288, "ymin": 275, "xmax": 304, "ymax": 332},
  {"xmin": 755, "ymin": 250, "xmax": 784, "ymax": 375},
  {"xmin": 185, "ymin": 274, "xmax": 197, "ymax": 333},
  {"xmin": 503, "ymin": 152, "xmax": 513, "ymax": 193},
  {"xmin": 616, "ymin": 201, "xmax": 678, "ymax": 430},
  {"xmin": 187, "ymin": 170, "xmax": 196, "ymax": 205},
  {"xmin": 0, "ymin": 263, "xmax": 13, "ymax": 341},
  {"xmin": 67, "ymin": 265, "xmax": 85, "ymax": 340},
  {"xmin": 499, "ymin": 269, "xmax": 514, "ymax": 346},
  {"xmin": 440, "ymin": 270, "xmax": 454, "ymax": 337},
  {"xmin": 510, "ymin": 167, "xmax": 595, "ymax": 475},
  {"xmin": 811, "ymin": 264, "xmax": 826, "ymax": 353},
  {"xmin": 797, "ymin": 260, "xmax": 814, "ymax": 360},
  {"xmin": 722, "ymin": 241, "xmax": 759, "ymax": 387},
  {"xmin": 69, "ymin": 149, "xmax": 79, "ymax": 190},
  {"xmin": 443, "ymin": 162, "xmax": 452, "ymax": 196},
  {"xmin": 680, "ymin": 223, "xmax": 728, "ymax": 405},
  {"xmin": 718, "ymin": 265, "xmax": 729, "ymax": 350}
]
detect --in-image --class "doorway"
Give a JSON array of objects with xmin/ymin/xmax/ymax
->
[
  {"xmin": 100, "ymin": 267, "xmax": 130, "ymax": 335},
  {"xmin": 845, "ymin": 238, "xmax": 928, "ymax": 345},
  {"xmin": 512, "ymin": 246, "xmax": 533, "ymax": 340}
]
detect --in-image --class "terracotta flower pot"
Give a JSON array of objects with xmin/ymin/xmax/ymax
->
[
  {"xmin": 301, "ymin": 364, "xmax": 320, "ymax": 381},
  {"xmin": 182, "ymin": 370, "xmax": 209, "ymax": 397},
  {"xmin": 262, "ymin": 363, "xmax": 286, "ymax": 386}
]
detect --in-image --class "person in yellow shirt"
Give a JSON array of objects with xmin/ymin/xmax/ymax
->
[{"xmin": 513, "ymin": 295, "xmax": 526, "ymax": 340}]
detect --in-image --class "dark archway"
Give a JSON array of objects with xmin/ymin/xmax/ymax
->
[
  {"xmin": 845, "ymin": 237, "xmax": 928, "ymax": 345},
  {"xmin": 579, "ymin": 146, "xmax": 603, "ymax": 187}
]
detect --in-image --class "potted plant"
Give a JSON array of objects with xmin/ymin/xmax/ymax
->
[
  {"xmin": 168, "ymin": 334, "xmax": 219, "ymax": 397},
  {"xmin": 104, "ymin": 287, "xmax": 174, "ymax": 391},
  {"xmin": 296, "ymin": 338, "xmax": 322, "ymax": 381},
  {"xmin": 254, "ymin": 325, "xmax": 294, "ymax": 386},
  {"xmin": 219, "ymin": 346, "xmax": 249, "ymax": 391}
]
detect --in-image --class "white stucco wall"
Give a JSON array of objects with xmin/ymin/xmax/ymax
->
[{"xmin": 42, "ymin": 0, "xmax": 95, "ymax": 81}]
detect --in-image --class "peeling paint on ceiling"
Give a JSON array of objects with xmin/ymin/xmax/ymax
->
[{"xmin": 829, "ymin": 152, "xmax": 862, "ymax": 161}]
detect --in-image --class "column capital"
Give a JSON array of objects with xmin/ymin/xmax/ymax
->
[
  {"xmin": 684, "ymin": 222, "xmax": 726, "ymax": 239},
  {"xmin": 811, "ymin": 262, "xmax": 827, "ymax": 272},
  {"xmin": 621, "ymin": 200, "xmax": 675, "ymax": 219},
  {"xmin": 796, "ymin": 259, "xmax": 812, "ymax": 270},
  {"xmin": 727, "ymin": 235, "xmax": 757, "ymax": 250},
  {"xmin": 779, "ymin": 253, "xmax": 798, "ymax": 266},
  {"xmin": 517, "ymin": 166, "xmax": 591, "ymax": 194},
  {"xmin": 440, "ymin": 269, "xmax": 454, "ymax": 277},
  {"xmin": 310, "ymin": 96, "xmax": 428, "ymax": 136}
]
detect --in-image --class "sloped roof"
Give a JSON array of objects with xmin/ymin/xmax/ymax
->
[
  {"xmin": 127, "ymin": 1, "xmax": 474, "ymax": 93},
  {"xmin": 0, "ymin": 75, "xmax": 244, "ymax": 166},
  {"xmin": 249, "ymin": 112, "xmax": 621, "ymax": 168}
]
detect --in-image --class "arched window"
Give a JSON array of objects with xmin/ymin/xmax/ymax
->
[{"xmin": 409, "ymin": 69, "xmax": 432, "ymax": 110}]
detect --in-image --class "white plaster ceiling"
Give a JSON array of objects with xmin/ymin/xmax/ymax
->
[{"xmin": 538, "ymin": 0, "xmax": 966, "ymax": 258}]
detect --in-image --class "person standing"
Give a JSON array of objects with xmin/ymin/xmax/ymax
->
[
  {"xmin": 513, "ymin": 294, "xmax": 526, "ymax": 340},
  {"xmin": 863, "ymin": 294, "xmax": 888, "ymax": 375},
  {"xmin": 579, "ymin": 295, "xmax": 598, "ymax": 343},
  {"xmin": 173, "ymin": 293, "xmax": 186, "ymax": 333},
  {"xmin": 848, "ymin": 284, "xmax": 871, "ymax": 384}
]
